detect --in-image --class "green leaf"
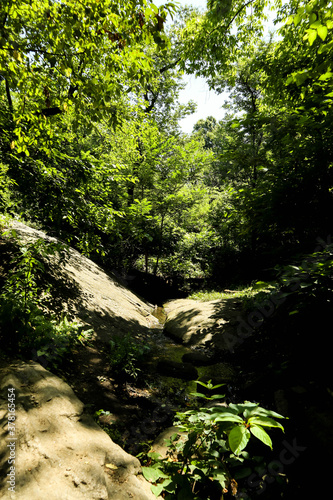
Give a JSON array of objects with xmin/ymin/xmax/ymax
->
[
  {"xmin": 309, "ymin": 13, "xmax": 317, "ymax": 24},
  {"xmin": 248, "ymin": 416, "xmax": 284, "ymax": 431},
  {"xmin": 151, "ymin": 483, "xmax": 164, "ymax": 497},
  {"xmin": 250, "ymin": 425, "xmax": 273, "ymax": 449},
  {"xmin": 308, "ymin": 29, "xmax": 317, "ymax": 46},
  {"xmin": 147, "ymin": 451, "xmax": 162, "ymax": 460},
  {"xmin": 190, "ymin": 391, "xmax": 208, "ymax": 398},
  {"xmin": 228, "ymin": 425, "xmax": 250, "ymax": 455},
  {"xmin": 196, "ymin": 379, "xmax": 213, "ymax": 389},
  {"xmin": 253, "ymin": 281, "xmax": 270, "ymax": 290},
  {"xmin": 317, "ymin": 25, "xmax": 328, "ymax": 41},
  {"xmin": 319, "ymin": 72, "xmax": 333, "ymax": 81},
  {"xmin": 214, "ymin": 414, "xmax": 244, "ymax": 424},
  {"xmin": 295, "ymin": 72, "xmax": 309, "ymax": 86},
  {"xmin": 141, "ymin": 466, "xmax": 169, "ymax": 483},
  {"xmin": 151, "ymin": 478, "xmax": 175, "ymax": 497},
  {"xmin": 212, "ymin": 471, "xmax": 228, "ymax": 486},
  {"xmin": 229, "ymin": 402, "xmax": 259, "ymax": 413},
  {"xmin": 309, "ymin": 20, "xmax": 321, "ymax": 29},
  {"xmin": 252, "ymin": 407, "xmax": 285, "ymax": 419}
]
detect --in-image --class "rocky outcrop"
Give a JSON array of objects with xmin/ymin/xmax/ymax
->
[
  {"xmin": 164, "ymin": 298, "xmax": 242, "ymax": 352},
  {"xmin": 0, "ymin": 358, "xmax": 157, "ymax": 500},
  {"xmin": 5, "ymin": 220, "xmax": 159, "ymax": 342},
  {"xmin": 0, "ymin": 220, "xmax": 162, "ymax": 499}
]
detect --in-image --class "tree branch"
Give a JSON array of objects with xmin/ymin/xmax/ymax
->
[
  {"xmin": 159, "ymin": 57, "xmax": 182, "ymax": 74},
  {"xmin": 208, "ymin": 0, "xmax": 257, "ymax": 37},
  {"xmin": 1, "ymin": 12, "xmax": 8, "ymax": 30},
  {"xmin": 144, "ymin": 86, "xmax": 159, "ymax": 113},
  {"xmin": 38, "ymin": 106, "xmax": 62, "ymax": 117},
  {"xmin": 5, "ymin": 78, "xmax": 13, "ymax": 113}
]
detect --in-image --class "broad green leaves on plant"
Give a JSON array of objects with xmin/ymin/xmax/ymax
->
[
  {"xmin": 143, "ymin": 383, "xmax": 285, "ymax": 498},
  {"xmin": 249, "ymin": 425, "xmax": 273, "ymax": 449},
  {"xmin": 228, "ymin": 425, "xmax": 251, "ymax": 455}
]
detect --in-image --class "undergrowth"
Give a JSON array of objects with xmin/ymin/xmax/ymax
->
[
  {"xmin": 0, "ymin": 224, "xmax": 93, "ymax": 369},
  {"xmin": 109, "ymin": 333, "xmax": 151, "ymax": 382},
  {"xmin": 140, "ymin": 380, "xmax": 286, "ymax": 499}
]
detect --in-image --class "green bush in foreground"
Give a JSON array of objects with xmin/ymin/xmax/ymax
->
[{"xmin": 142, "ymin": 381, "xmax": 285, "ymax": 499}]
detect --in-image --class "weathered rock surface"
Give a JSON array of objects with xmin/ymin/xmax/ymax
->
[
  {"xmin": 0, "ymin": 359, "xmax": 157, "ymax": 500},
  {"xmin": 164, "ymin": 298, "xmax": 242, "ymax": 352},
  {"xmin": 0, "ymin": 220, "xmax": 162, "ymax": 499},
  {"xmin": 6, "ymin": 220, "xmax": 159, "ymax": 342}
]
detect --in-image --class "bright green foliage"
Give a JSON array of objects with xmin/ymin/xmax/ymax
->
[
  {"xmin": 100, "ymin": 114, "xmax": 213, "ymax": 274},
  {"xmin": 187, "ymin": 286, "xmax": 266, "ymax": 302},
  {"xmin": 185, "ymin": 14, "xmax": 333, "ymax": 280},
  {"xmin": 281, "ymin": 0, "xmax": 333, "ymax": 94},
  {"xmin": 142, "ymin": 381, "xmax": 285, "ymax": 499},
  {"xmin": 0, "ymin": 0, "xmax": 177, "ymax": 150},
  {"xmin": 177, "ymin": 0, "xmax": 275, "ymax": 85},
  {"xmin": 0, "ymin": 0, "xmax": 183, "ymax": 265},
  {"xmin": 1, "ymin": 0, "xmax": 333, "ymax": 295}
]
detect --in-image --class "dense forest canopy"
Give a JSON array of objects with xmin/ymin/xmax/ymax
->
[{"xmin": 1, "ymin": 0, "xmax": 333, "ymax": 288}]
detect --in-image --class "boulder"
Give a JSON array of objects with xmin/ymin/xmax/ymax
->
[
  {"xmin": 0, "ymin": 359, "xmax": 157, "ymax": 500},
  {"xmin": 164, "ymin": 298, "xmax": 242, "ymax": 352},
  {"xmin": 5, "ymin": 220, "xmax": 160, "ymax": 344}
]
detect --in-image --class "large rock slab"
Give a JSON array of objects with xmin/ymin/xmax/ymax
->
[
  {"xmin": 164, "ymin": 298, "xmax": 242, "ymax": 352},
  {"xmin": 5, "ymin": 220, "xmax": 159, "ymax": 342},
  {"xmin": 0, "ymin": 359, "xmax": 157, "ymax": 499}
]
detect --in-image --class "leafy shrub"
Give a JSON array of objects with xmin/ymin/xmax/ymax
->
[
  {"xmin": 109, "ymin": 333, "xmax": 151, "ymax": 381},
  {"xmin": 27, "ymin": 315, "xmax": 94, "ymax": 368},
  {"xmin": 247, "ymin": 244, "xmax": 333, "ymax": 318},
  {"xmin": 142, "ymin": 381, "xmax": 285, "ymax": 499},
  {"xmin": 276, "ymin": 244, "xmax": 333, "ymax": 311}
]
